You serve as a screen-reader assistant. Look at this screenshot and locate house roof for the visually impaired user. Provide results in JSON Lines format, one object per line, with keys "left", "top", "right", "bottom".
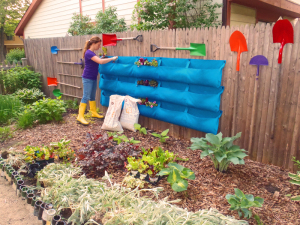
{"left": 15, "top": 0, "right": 43, "bottom": 36}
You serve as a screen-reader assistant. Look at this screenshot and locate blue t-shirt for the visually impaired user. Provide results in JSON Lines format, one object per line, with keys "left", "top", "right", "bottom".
{"left": 82, "top": 50, "right": 98, "bottom": 80}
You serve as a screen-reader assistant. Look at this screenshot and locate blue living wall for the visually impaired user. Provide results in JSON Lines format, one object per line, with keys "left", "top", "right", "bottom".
{"left": 99, "top": 56, "right": 226, "bottom": 134}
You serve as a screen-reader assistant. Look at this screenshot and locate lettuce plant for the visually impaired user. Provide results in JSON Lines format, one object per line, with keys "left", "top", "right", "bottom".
{"left": 288, "top": 171, "right": 300, "bottom": 201}
{"left": 152, "top": 129, "right": 170, "bottom": 143}
{"left": 134, "top": 123, "right": 147, "bottom": 135}
{"left": 158, "top": 162, "right": 195, "bottom": 192}
{"left": 189, "top": 132, "right": 247, "bottom": 172}
{"left": 226, "top": 188, "right": 264, "bottom": 219}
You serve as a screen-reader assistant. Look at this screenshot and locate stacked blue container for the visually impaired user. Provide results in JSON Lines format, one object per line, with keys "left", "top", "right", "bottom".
{"left": 99, "top": 56, "right": 226, "bottom": 134}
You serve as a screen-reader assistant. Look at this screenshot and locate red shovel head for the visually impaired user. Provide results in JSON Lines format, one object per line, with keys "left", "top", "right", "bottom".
{"left": 47, "top": 77, "right": 58, "bottom": 86}
{"left": 103, "top": 34, "right": 121, "bottom": 47}
{"left": 273, "top": 19, "right": 294, "bottom": 64}
{"left": 230, "top": 31, "right": 248, "bottom": 71}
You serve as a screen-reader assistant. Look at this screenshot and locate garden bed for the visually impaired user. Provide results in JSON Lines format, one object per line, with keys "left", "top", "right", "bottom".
{"left": 1, "top": 113, "right": 299, "bottom": 225}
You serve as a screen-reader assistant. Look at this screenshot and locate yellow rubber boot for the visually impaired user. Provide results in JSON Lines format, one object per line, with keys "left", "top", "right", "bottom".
{"left": 89, "top": 101, "right": 104, "bottom": 118}
{"left": 77, "top": 103, "right": 89, "bottom": 125}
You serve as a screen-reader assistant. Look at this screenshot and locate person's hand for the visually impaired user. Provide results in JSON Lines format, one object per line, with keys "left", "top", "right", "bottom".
{"left": 112, "top": 56, "right": 118, "bottom": 61}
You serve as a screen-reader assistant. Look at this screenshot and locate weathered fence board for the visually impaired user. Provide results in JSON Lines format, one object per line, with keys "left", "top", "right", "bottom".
{"left": 23, "top": 23, "right": 300, "bottom": 171}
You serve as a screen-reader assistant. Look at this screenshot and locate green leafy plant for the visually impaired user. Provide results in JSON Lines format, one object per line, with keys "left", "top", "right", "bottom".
{"left": 1, "top": 66, "right": 42, "bottom": 94}
{"left": 292, "top": 157, "right": 300, "bottom": 169}
{"left": 50, "top": 138, "right": 75, "bottom": 161}
{"left": 134, "top": 58, "right": 158, "bottom": 67}
{"left": 29, "top": 97, "right": 66, "bottom": 124}
{"left": 16, "top": 108, "right": 35, "bottom": 129}
{"left": 13, "top": 88, "right": 45, "bottom": 104}
{"left": 134, "top": 123, "right": 147, "bottom": 135}
{"left": 226, "top": 188, "right": 264, "bottom": 219}
{"left": 68, "top": 13, "right": 94, "bottom": 36}
{"left": 64, "top": 99, "right": 79, "bottom": 110}
{"left": 24, "top": 146, "right": 54, "bottom": 163}
{"left": 131, "top": 0, "right": 222, "bottom": 31}
{"left": 152, "top": 129, "right": 170, "bottom": 143}
{"left": 127, "top": 157, "right": 149, "bottom": 173}
{"left": 123, "top": 175, "right": 146, "bottom": 189}
{"left": 113, "top": 134, "right": 141, "bottom": 145}
{"left": 107, "top": 131, "right": 123, "bottom": 138}
{"left": 288, "top": 171, "right": 300, "bottom": 201}
{"left": 0, "top": 94, "right": 23, "bottom": 125}
{"left": 189, "top": 132, "right": 247, "bottom": 172}
{"left": 5, "top": 48, "right": 25, "bottom": 64}
{"left": 139, "top": 98, "right": 158, "bottom": 108}
{"left": 158, "top": 162, "right": 195, "bottom": 192}
{"left": 99, "top": 47, "right": 108, "bottom": 57}
{"left": 0, "top": 126, "right": 13, "bottom": 142}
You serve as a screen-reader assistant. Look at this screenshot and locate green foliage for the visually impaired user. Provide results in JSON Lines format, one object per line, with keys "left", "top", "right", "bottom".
{"left": 152, "top": 129, "right": 169, "bottom": 143}
{"left": 50, "top": 138, "right": 75, "bottom": 161}
{"left": 94, "top": 7, "right": 127, "bottom": 34}
{"left": 5, "top": 48, "right": 25, "bottom": 64}
{"left": 16, "top": 108, "right": 35, "bottom": 129}
{"left": 127, "top": 147, "right": 176, "bottom": 175}
{"left": 189, "top": 132, "right": 247, "bottom": 172}
{"left": 29, "top": 97, "right": 66, "bottom": 124}
{"left": 131, "top": 0, "right": 222, "bottom": 31}
{"left": 288, "top": 171, "right": 300, "bottom": 201}
{"left": 13, "top": 88, "right": 45, "bottom": 104}
{"left": 134, "top": 123, "right": 147, "bottom": 135}
{"left": 0, "top": 94, "right": 23, "bottom": 125}
{"left": 68, "top": 7, "right": 127, "bottom": 36}
{"left": 64, "top": 99, "right": 79, "bottom": 110}
{"left": 67, "top": 13, "right": 94, "bottom": 36}
{"left": 0, "top": 126, "right": 13, "bottom": 142}
{"left": 226, "top": 188, "right": 264, "bottom": 219}
{"left": 158, "top": 162, "right": 195, "bottom": 192}
{"left": 1, "top": 66, "right": 42, "bottom": 94}
{"left": 254, "top": 214, "right": 264, "bottom": 225}
{"left": 24, "top": 145, "right": 54, "bottom": 163}
{"left": 292, "top": 157, "right": 300, "bottom": 169}
{"left": 113, "top": 134, "right": 141, "bottom": 145}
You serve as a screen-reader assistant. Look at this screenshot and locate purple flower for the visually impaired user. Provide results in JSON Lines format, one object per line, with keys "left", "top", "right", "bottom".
{"left": 153, "top": 101, "right": 156, "bottom": 104}
{"left": 139, "top": 58, "right": 145, "bottom": 65}
{"left": 151, "top": 105, "right": 153, "bottom": 108}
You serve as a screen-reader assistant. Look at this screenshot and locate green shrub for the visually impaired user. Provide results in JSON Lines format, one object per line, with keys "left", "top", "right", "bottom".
{"left": 5, "top": 48, "right": 25, "bottom": 64}
{"left": 226, "top": 188, "right": 264, "bottom": 219}
{"left": 1, "top": 66, "right": 42, "bottom": 94}
{"left": 189, "top": 132, "right": 247, "bottom": 172}
{"left": 0, "top": 95, "right": 23, "bottom": 125}
{"left": 30, "top": 97, "right": 66, "bottom": 124}
{"left": 17, "top": 108, "right": 35, "bottom": 129}
{"left": 13, "top": 88, "right": 45, "bottom": 104}
{"left": 64, "top": 99, "right": 79, "bottom": 109}
{"left": 0, "top": 126, "right": 13, "bottom": 142}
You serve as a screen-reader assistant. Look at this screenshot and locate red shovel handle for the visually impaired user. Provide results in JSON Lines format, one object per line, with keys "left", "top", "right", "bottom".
{"left": 236, "top": 45, "right": 241, "bottom": 71}
{"left": 278, "top": 38, "right": 285, "bottom": 64}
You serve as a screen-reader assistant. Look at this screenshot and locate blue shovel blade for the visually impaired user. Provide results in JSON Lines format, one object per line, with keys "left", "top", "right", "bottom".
{"left": 51, "top": 46, "right": 59, "bottom": 54}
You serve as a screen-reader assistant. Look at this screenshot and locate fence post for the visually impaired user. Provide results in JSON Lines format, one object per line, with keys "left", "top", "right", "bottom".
{"left": 21, "top": 58, "right": 28, "bottom": 67}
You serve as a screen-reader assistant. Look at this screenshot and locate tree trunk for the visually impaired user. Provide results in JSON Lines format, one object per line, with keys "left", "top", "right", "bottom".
{"left": 0, "top": 26, "right": 5, "bottom": 62}
{"left": 168, "top": 0, "right": 176, "bottom": 29}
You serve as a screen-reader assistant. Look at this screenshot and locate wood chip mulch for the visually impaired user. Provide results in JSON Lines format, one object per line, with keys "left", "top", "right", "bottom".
{"left": 1, "top": 113, "right": 299, "bottom": 225}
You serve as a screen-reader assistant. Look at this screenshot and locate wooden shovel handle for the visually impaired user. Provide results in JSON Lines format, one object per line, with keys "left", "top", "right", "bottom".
{"left": 58, "top": 82, "right": 81, "bottom": 89}
{"left": 58, "top": 48, "right": 82, "bottom": 51}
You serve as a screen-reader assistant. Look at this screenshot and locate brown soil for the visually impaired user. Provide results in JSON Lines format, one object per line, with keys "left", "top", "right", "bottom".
{"left": 1, "top": 113, "right": 300, "bottom": 225}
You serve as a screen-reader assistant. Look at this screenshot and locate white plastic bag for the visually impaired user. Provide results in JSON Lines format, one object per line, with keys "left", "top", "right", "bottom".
{"left": 120, "top": 96, "right": 141, "bottom": 132}
{"left": 101, "top": 95, "right": 125, "bottom": 132}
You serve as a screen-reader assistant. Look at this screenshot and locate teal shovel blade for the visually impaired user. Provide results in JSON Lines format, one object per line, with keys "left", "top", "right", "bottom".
{"left": 176, "top": 43, "right": 206, "bottom": 56}
{"left": 53, "top": 89, "right": 63, "bottom": 97}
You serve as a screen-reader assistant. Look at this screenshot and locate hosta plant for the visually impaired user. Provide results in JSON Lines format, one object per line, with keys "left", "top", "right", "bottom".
{"left": 189, "top": 132, "right": 247, "bottom": 172}
{"left": 13, "top": 88, "right": 45, "bottom": 104}
{"left": 152, "top": 129, "right": 170, "bottom": 143}
{"left": 226, "top": 188, "right": 264, "bottom": 219}
{"left": 288, "top": 171, "right": 300, "bottom": 201}
{"left": 134, "top": 123, "right": 147, "bottom": 135}
{"left": 158, "top": 162, "right": 195, "bottom": 192}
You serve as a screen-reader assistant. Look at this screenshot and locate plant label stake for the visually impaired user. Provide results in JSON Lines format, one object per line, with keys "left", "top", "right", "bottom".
{"left": 47, "top": 78, "right": 81, "bottom": 89}
{"left": 271, "top": 19, "right": 294, "bottom": 138}
{"left": 103, "top": 34, "right": 143, "bottom": 46}
{"left": 229, "top": 30, "right": 248, "bottom": 136}
{"left": 248, "top": 55, "right": 269, "bottom": 153}
{"left": 150, "top": 43, "right": 206, "bottom": 56}
{"left": 57, "top": 59, "right": 84, "bottom": 69}
{"left": 51, "top": 46, "right": 82, "bottom": 54}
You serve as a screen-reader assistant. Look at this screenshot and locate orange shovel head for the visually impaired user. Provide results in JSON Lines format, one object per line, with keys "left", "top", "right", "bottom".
{"left": 230, "top": 31, "right": 248, "bottom": 71}
{"left": 47, "top": 77, "right": 58, "bottom": 86}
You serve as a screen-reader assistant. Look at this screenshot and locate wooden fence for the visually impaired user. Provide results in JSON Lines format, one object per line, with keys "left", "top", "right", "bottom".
{"left": 23, "top": 22, "right": 300, "bottom": 172}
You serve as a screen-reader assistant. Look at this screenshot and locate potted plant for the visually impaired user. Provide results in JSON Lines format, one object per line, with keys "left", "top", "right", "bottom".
{"left": 50, "top": 138, "right": 75, "bottom": 162}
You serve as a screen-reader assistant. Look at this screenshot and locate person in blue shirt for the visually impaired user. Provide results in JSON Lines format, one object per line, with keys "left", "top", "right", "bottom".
{"left": 78, "top": 36, "right": 118, "bottom": 125}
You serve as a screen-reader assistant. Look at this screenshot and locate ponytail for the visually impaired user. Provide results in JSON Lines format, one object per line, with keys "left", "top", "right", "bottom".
{"left": 82, "top": 36, "right": 102, "bottom": 58}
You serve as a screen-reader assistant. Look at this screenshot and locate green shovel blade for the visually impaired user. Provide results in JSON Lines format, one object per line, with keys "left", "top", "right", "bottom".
{"left": 53, "top": 89, "right": 63, "bottom": 97}
{"left": 176, "top": 43, "right": 206, "bottom": 56}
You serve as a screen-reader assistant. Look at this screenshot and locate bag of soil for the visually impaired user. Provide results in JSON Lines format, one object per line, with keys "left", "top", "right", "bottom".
{"left": 101, "top": 95, "right": 125, "bottom": 132}
{"left": 120, "top": 96, "right": 141, "bottom": 132}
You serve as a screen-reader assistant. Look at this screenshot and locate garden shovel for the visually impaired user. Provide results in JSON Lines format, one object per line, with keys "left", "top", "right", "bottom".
{"left": 52, "top": 89, "right": 82, "bottom": 99}
{"left": 271, "top": 19, "right": 294, "bottom": 138}
{"left": 51, "top": 46, "right": 82, "bottom": 54}
{"left": 248, "top": 55, "right": 269, "bottom": 152}
{"left": 102, "top": 34, "right": 143, "bottom": 46}
{"left": 229, "top": 30, "right": 248, "bottom": 136}
{"left": 47, "top": 77, "right": 81, "bottom": 89}
{"left": 150, "top": 43, "right": 206, "bottom": 56}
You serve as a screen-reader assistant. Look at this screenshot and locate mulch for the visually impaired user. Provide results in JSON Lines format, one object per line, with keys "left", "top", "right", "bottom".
{"left": 1, "top": 113, "right": 299, "bottom": 225}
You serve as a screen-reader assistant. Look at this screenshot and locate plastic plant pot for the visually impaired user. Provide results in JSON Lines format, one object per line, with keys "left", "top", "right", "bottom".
{"left": 38, "top": 202, "right": 46, "bottom": 220}
{"left": 43, "top": 209, "right": 56, "bottom": 225}
{"left": 31, "top": 196, "right": 37, "bottom": 207}
{"left": 42, "top": 204, "right": 53, "bottom": 221}
{"left": 56, "top": 221, "right": 67, "bottom": 225}
{"left": 27, "top": 193, "right": 35, "bottom": 204}
{"left": 16, "top": 180, "right": 24, "bottom": 196}
{"left": 21, "top": 187, "right": 29, "bottom": 199}
{"left": 0, "top": 157, "right": 3, "bottom": 161}
{"left": 52, "top": 215, "right": 61, "bottom": 225}
{"left": 0, "top": 162, "right": 5, "bottom": 177}
{"left": 8, "top": 169, "right": 15, "bottom": 184}
{"left": 12, "top": 171, "right": 19, "bottom": 181}
{"left": 34, "top": 200, "right": 43, "bottom": 217}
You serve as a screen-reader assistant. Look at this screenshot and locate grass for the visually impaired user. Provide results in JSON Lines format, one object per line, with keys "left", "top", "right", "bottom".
{"left": 0, "top": 95, "right": 23, "bottom": 125}
{"left": 0, "top": 126, "right": 13, "bottom": 142}
{"left": 17, "top": 109, "right": 35, "bottom": 129}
